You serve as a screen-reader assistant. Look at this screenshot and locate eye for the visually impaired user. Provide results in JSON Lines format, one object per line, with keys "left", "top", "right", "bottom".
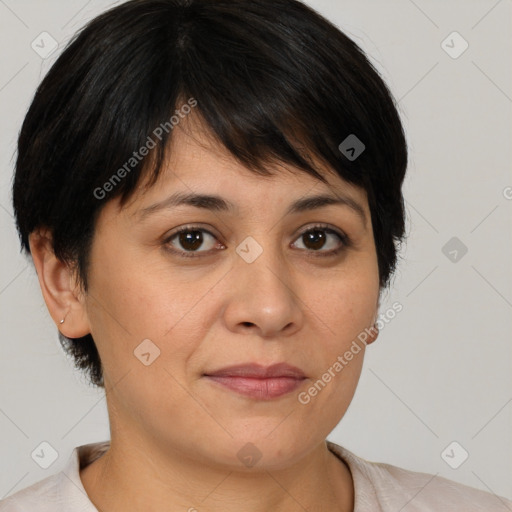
{"left": 163, "top": 224, "right": 349, "bottom": 259}
{"left": 164, "top": 226, "right": 224, "bottom": 257}
{"left": 292, "top": 225, "right": 349, "bottom": 256}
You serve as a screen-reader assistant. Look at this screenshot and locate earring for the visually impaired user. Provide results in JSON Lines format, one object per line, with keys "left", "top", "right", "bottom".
{"left": 59, "top": 311, "right": 69, "bottom": 325}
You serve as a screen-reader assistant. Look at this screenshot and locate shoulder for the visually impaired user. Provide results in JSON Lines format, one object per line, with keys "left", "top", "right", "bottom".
{"left": 0, "top": 442, "right": 108, "bottom": 512}
{"left": 0, "top": 472, "right": 64, "bottom": 511}
{"left": 369, "top": 460, "right": 512, "bottom": 511}
{"left": 328, "top": 441, "right": 512, "bottom": 511}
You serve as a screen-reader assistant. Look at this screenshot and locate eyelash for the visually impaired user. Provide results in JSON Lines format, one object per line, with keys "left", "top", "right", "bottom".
{"left": 163, "top": 224, "right": 351, "bottom": 259}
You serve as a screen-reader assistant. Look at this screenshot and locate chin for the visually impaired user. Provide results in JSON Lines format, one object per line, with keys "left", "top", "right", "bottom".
{"left": 198, "top": 428, "right": 316, "bottom": 472}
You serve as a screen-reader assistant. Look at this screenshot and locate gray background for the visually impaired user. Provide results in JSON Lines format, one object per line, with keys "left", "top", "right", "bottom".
{"left": 1, "top": 0, "right": 511, "bottom": 503}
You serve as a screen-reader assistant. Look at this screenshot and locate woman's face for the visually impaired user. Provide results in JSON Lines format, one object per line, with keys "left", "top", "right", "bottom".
{"left": 83, "top": 123, "right": 380, "bottom": 470}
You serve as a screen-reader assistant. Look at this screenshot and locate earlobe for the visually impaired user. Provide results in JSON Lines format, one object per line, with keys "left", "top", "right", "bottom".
{"left": 365, "top": 323, "right": 380, "bottom": 345}
{"left": 366, "top": 295, "right": 382, "bottom": 345}
{"left": 29, "top": 229, "right": 91, "bottom": 338}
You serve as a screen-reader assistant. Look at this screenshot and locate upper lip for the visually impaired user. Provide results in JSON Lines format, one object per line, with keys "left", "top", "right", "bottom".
{"left": 204, "top": 363, "right": 306, "bottom": 379}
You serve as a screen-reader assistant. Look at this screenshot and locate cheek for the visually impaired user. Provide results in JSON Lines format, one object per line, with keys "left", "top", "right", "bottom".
{"left": 86, "top": 235, "right": 172, "bottom": 332}
{"left": 312, "top": 268, "right": 379, "bottom": 341}
{"left": 84, "top": 242, "right": 217, "bottom": 384}
{"left": 83, "top": 240, "right": 167, "bottom": 376}
{"left": 298, "top": 266, "right": 378, "bottom": 400}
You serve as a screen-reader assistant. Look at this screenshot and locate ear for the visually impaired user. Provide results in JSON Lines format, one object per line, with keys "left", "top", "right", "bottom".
{"left": 364, "top": 324, "right": 380, "bottom": 345}
{"left": 29, "top": 228, "right": 91, "bottom": 338}
{"left": 365, "top": 295, "right": 382, "bottom": 345}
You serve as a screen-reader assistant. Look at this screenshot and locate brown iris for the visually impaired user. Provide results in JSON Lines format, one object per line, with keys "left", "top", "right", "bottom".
{"left": 178, "top": 230, "right": 204, "bottom": 251}
{"left": 303, "top": 230, "right": 326, "bottom": 250}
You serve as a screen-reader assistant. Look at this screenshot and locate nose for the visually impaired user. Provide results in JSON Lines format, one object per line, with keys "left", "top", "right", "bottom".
{"left": 222, "top": 241, "right": 304, "bottom": 339}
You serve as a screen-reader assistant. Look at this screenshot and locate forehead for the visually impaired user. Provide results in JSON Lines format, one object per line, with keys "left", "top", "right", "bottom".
{"left": 126, "top": 119, "right": 369, "bottom": 212}
{"left": 92, "top": 120, "right": 371, "bottom": 240}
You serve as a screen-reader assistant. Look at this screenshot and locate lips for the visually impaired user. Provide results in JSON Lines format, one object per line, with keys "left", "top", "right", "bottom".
{"left": 203, "top": 363, "right": 307, "bottom": 400}
{"left": 204, "top": 362, "right": 306, "bottom": 379}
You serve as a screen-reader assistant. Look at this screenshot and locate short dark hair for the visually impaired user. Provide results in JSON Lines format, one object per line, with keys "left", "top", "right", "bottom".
{"left": 12, "top": 0, "right": 408, "bottom": 388}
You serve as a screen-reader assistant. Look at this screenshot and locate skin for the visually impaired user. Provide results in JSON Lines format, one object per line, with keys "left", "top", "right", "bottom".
{"left": 30, "top": 119, "right": 381, "bottom": 512}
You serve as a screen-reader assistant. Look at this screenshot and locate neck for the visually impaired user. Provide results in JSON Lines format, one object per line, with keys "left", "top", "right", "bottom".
{"left": 80, "top": 438, "right": 354, "bottom": 512}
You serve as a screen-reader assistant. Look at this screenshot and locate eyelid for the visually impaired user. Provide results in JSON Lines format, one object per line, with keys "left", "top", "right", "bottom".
{"left": 163, "top": 223, "right": 350, "bottom": 258}
{"left": 162, "top": 224, "right": 225, "bottom": 256}
{"left": 294, "top": 222, "right": 346, "bottom": 239}
{"left": 292, "top": 223, "right": 350, "bottom": 254}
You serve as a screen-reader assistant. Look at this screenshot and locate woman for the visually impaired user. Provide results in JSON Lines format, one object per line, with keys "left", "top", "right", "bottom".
{"left": 1, "top": 0, "right": 510, "bottom": 510}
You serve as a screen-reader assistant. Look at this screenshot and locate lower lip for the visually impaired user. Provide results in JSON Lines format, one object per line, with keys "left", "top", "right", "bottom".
{"left": 204, "top": 375, "right": 306, "bottom": 399}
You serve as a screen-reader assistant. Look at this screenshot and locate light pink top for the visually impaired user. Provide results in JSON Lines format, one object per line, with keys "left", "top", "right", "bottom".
{"left": 1, "top": 440, "right": 510, "bottom": 511}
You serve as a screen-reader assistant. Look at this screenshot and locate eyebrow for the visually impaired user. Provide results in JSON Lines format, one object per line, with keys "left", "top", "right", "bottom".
{"left": 138, "top": 191, "right": 367, "bottom": 229}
